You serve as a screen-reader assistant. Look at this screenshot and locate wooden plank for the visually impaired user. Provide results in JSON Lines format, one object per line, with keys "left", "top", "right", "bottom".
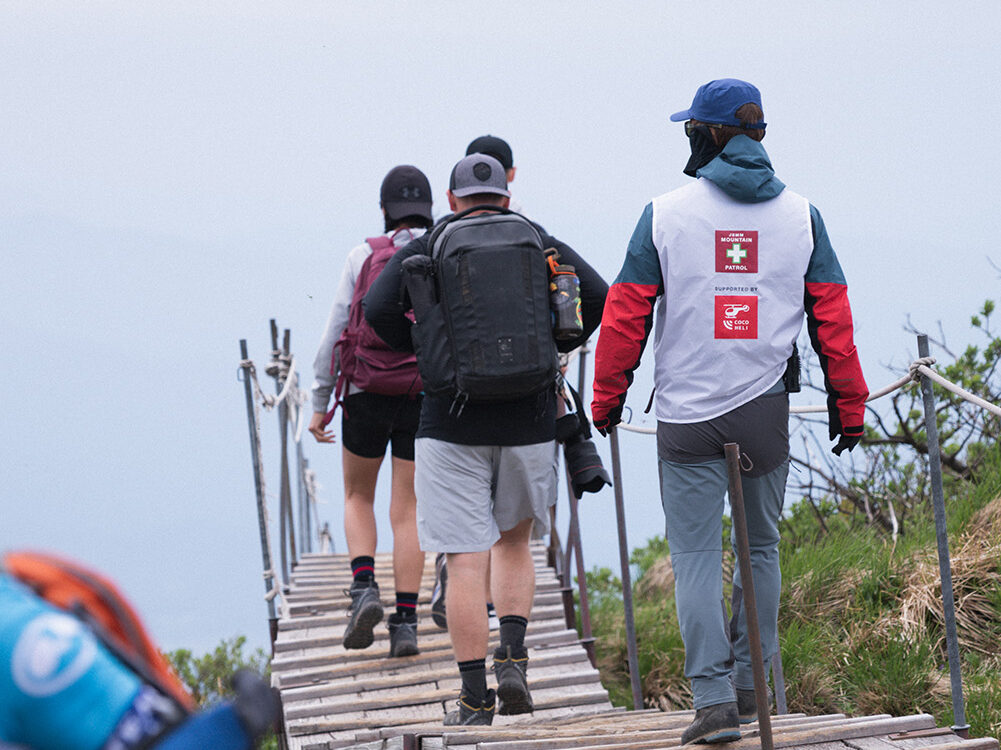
{"left": 276, "top": 643, "right": 590, "bottom": 689}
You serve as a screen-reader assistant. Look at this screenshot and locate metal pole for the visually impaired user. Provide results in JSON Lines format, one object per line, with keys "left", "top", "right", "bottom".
{"left": 562, "top": 467, "right": 596, "bottom": 666}
{"left": 917, "top": 334, "right": 969, "bottom": 736}
{"left": 279, "top": 328, "right": 297, "bottom": 570}
{"left": 771, "top": 652, "right": 788, "bottom": 715}
{"left": 294, "top": 391, "right": 309, "bottom": 555}
{"left": 269, "top": 322, "right": 290, "bottom": 586}
{"left": 724, "top": 443, "right": 773, "bottom": 750}
{"left": 239, "top": 340, "right": 279, "bottom": 648}
{"left": 609, "top": 428, "right": 643, "bottom": 710}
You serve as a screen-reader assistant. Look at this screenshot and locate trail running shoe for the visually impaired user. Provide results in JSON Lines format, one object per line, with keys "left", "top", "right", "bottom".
{"left": 443, "top": 689, "right": 496, "bottom": 726}
{"left": 493, "top": 645, "right": 533, "bottom": 715}
{"left": 387, "top": 613, "right": 419, "bottom": 657}
{"left": 430, "top": 553, "right": 448, "bottom": 630}
{"left": 681, "top": 702, "right": 741, "bottom": 744}
{"left": 342, "top": 580, "right": 383, "bottom": 650}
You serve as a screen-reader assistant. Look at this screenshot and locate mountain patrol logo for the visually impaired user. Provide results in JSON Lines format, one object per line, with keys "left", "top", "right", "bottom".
{"left": 714, "top": 295, "right": 758, "bottom": 339}
{"left": 715, "top": 230, "right": 758, "bottom": 273}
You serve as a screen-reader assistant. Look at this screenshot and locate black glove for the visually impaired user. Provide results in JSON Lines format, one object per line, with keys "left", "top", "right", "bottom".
{"left": 592, "top": 405, "right": 622, "bottom": 437}
{"left": 231, "top": 669, "right": 279, "bottom": 739}
{"left": 832, "top": 433, "right": 862, "bottom": 456}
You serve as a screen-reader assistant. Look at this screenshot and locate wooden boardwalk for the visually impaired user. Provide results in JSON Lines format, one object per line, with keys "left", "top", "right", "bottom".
{"left": 271, "top": 546, "right": 998, "bottom": 750}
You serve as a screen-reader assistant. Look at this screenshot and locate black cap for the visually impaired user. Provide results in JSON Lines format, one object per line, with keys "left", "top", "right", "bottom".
{"left": 380, "top": 165, "right": 433, "bottom": 223}
{"left": 465, "top": 135, "right": 513, "bottom": 170}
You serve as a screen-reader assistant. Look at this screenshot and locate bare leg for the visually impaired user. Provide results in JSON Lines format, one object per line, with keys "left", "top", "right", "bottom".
{"left": 389, "top": 455, "right": 425, "bottom": 592}
{"left": 446, "top": 550, "right": 490, "bottom": 661}
{"left": 342, "top": 447, "right": 383, "bottom": 559}
{"left": 491, "top": 518, "right": 535, "bottom": 618}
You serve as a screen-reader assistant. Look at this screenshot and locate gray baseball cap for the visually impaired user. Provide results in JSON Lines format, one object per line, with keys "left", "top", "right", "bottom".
{"left": 448, "top": 154, "right": 510, "bottom": 198}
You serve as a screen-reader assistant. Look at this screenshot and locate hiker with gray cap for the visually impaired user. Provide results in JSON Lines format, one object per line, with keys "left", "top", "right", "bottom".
{"left": 592, "top": 78, "right": 868, "bottom": 744}
{"left": 308, "top": 164, "right": 433, "bottom": 659}
{"left": 466, "top": 134, "right": 527, "bottom": 215}
{"left": 363, "top": 153, "right": 608, "bottom": 726}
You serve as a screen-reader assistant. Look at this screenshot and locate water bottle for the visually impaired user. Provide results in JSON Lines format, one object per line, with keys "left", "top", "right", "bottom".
{"left": 550, "top": 263, "right": 583, "bottom": 341}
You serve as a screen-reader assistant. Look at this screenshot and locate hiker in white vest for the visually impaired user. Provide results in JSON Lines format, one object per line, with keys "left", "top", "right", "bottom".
{"left": 591, "top": 79, "right": 868, "bottom": 744}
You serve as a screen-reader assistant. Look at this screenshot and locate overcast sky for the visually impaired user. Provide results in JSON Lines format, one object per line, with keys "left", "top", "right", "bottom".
{"left": 3, "top": 2, "right": 999, "bottom": 654}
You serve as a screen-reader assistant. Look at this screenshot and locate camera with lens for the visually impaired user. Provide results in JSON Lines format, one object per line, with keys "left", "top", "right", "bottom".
{"left": 556, "top": 396, "right": 612, "bottom": 499}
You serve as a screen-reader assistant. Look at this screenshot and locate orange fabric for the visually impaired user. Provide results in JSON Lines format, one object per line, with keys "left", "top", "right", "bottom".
{"left": 3, "top": 550, "right": 196, "bottom": 712}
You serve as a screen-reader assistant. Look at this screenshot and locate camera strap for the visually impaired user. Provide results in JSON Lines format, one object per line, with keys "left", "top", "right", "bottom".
{"left": 558, "top": 381, "right": 593, "bottom": 440}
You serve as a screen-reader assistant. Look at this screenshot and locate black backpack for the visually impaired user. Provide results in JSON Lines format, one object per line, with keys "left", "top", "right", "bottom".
{"left": 404, "top": 206, "right": 558, "bottom": 410}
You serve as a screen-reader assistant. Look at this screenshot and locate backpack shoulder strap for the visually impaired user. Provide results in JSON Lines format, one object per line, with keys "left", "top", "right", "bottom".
{"left": 3, "top": 551, "right": 196, "bottom": 713}
{"left": 365, "top": 235, "right": 395, "bottom": 251}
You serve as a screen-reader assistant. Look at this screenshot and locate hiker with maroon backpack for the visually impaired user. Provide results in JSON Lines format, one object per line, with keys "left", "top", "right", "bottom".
{"left": 308, "top": 165, "right": 433, "bottom": 658}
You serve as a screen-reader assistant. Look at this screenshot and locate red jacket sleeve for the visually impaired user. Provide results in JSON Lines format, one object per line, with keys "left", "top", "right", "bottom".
{"left": 592, "top": 204, "right": 662, "bottom": 427}
{"left": 804, "top": 206, "right": 868, "bottom": 438}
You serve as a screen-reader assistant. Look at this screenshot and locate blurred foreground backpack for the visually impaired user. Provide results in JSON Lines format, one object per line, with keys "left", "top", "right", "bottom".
{"left": 3, "top": 550, "right": 196, "bottom": 713}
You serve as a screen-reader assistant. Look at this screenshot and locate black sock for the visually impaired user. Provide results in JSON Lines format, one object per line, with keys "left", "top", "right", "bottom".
{"left": 498, "top": 615, "right": 528, "bottom": 654}
{"left": 395, "top": 591, "right": 418, "bottom": 619}
{"left": 350, "top": 556, "right": 375, "bottom": 583}
{"left": 457, "top": 659, "right": 487, "bottom": 703}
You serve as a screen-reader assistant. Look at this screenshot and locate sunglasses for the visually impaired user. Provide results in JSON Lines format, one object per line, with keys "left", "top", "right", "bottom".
{"left": 684, "top": 120, "right": 723, "bottom": 138}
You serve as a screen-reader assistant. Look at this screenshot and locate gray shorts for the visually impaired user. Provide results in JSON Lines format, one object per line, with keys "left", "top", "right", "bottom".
{"left": 414, "top": 438, "right": 558, "bottom": 553}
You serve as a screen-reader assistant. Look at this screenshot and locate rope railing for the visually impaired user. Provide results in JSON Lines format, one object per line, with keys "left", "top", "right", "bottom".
{"left": 616, "top": 356, "right": 999, "bottom": 433}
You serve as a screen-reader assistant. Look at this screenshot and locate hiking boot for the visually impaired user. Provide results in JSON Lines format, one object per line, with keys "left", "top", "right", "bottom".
{"left": 681, "top": 702, "right": 740, "bottom": 744}
{"left": 443, "top": 689, "right": 496, "bottom": 726}
{"left": 430, "top": 553, "right": 448, "bottom": 630}
{"left": 736, "top": 687, "right": 771, "bottom": 724}
{"left": 342, "top": 580, "right": 383, "bottom": 650}
{"left": 387, "top": 613, "right": 419, "bottom": 657}
{"left": 493, "top": 646, "right": 533, "bottom": 715}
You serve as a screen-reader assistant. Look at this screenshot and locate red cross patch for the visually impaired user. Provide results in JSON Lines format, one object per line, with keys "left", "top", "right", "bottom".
{"left": 716, "top": 231, "right": 758, "bottom": 273}
{"left": 715, "top": 295, "right": 758, "bottom": 339}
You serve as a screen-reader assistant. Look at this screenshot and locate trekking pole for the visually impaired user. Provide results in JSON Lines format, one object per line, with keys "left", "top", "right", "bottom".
{"left": 724, "top": 443, "right": 773, "bottom": 750}
{"left": 239, "top": 340, "right": 279, "bottom": 650}
{"left": 609, "top": 427, "right": 643, "bottom": 710}
{"left": 917, "top": 334, "right": 969, "bottom": 737}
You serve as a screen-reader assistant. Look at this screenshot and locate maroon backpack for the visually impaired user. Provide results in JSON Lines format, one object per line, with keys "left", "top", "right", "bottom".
{"left": 328, "top": 234, "right": 421, "bottom": 419}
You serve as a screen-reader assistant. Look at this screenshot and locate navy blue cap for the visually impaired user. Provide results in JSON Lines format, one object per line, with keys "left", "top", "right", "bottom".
{"left": 669, "top": 79, "right": 766, "bottom": 129}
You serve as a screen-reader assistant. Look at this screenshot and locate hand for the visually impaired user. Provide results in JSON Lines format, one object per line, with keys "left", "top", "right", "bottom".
{"left": 591, "top": 405, "right": 623, "bottom": 437}
{"left": 832, "top": 433, "right": 861, "bottom": 456}
{"left": 309, "top": 411, "right": 336, "bottom": 444}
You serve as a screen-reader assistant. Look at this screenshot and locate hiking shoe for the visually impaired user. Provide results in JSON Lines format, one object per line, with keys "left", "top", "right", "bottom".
{"left": 342, "top": 581, "right": 383, "bottom": 650}
{"left": 431, "top": 553, "right": 448, "bottom": 630}
{"left": 681, "top": 702, "right": 740, "bottom": 744}
{"left": 443, "top": 689, "right": 496, "bottom": 726}
{"left": 387, "top": 613, "right": 419, "bottom": 657}
{"left": 493, "top": 646, "right": 533, "bottom": 715}
{"left": 736, "top": 687, "right": 771, "bottom": 724}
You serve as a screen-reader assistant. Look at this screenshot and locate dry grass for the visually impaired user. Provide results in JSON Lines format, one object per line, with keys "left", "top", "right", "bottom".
{"left": 897, "top": 498, "right": 1001, "bottom": 655}
{"left": 635, "top": 556, "right": 674, "bottom": 599}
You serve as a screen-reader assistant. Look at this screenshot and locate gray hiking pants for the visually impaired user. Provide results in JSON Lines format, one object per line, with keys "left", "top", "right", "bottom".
{"left": 657, "top": 380, "right": 789, "bottom": 709}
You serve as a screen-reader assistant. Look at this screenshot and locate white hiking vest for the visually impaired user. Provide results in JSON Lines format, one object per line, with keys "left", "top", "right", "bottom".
{"left": 650, "top": 178, "right": 813, "bottom": 422}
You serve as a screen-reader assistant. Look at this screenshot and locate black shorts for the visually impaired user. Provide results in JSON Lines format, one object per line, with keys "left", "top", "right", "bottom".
{"left": 341, "top": 391, "right": 422, "bottom": 460}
